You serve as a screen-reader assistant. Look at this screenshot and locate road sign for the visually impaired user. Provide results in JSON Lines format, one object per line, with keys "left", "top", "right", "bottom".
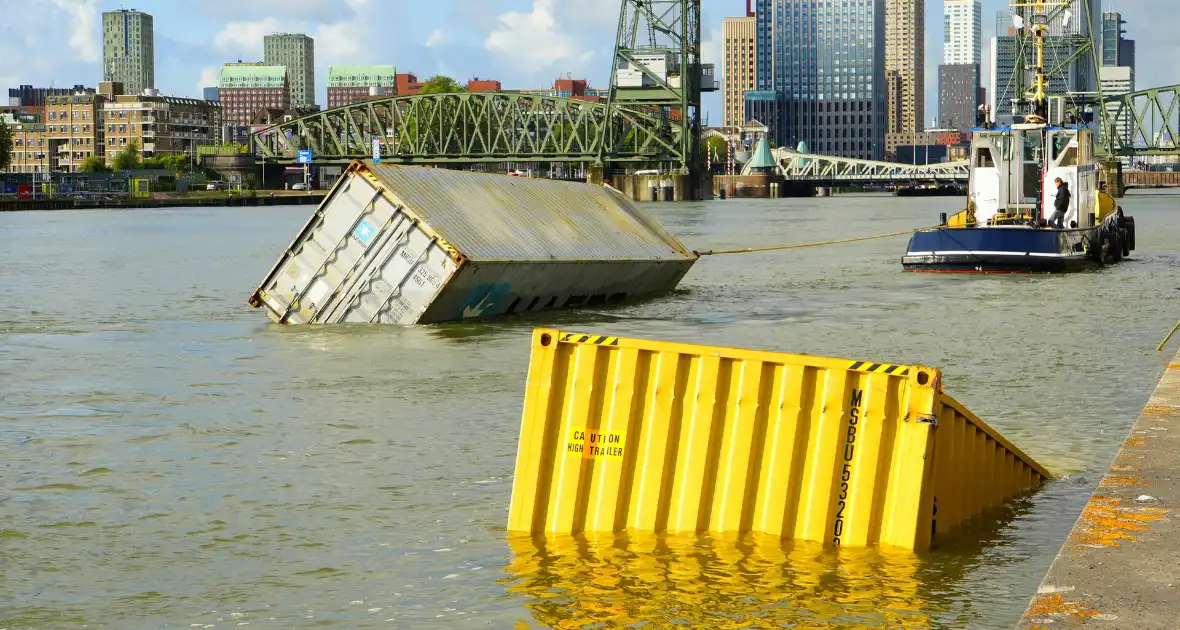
{"left": 297, "top": 150, "right": 312, "bottom": 164}
{"left": 372, "top": 138, "right": 382, "bottom": 164}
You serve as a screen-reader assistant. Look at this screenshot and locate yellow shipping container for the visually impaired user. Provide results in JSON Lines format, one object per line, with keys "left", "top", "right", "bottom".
{"left": 507, "top": 329, "right": 1051, "bottom": 550}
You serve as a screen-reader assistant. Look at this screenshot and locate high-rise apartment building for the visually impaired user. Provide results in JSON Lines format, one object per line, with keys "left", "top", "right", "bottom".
{"left": 722, "top": 17, "right": 757, "bottom": 129}
{"left": 939, "top": 0, "right": 982, "bottom": 133}
{"left": 943, "top": 0, "right": 981, "bottom": 64}
{"left": 885, "top": 0, "right": 925, "bottom": 144}
{"left": 754, "top": 0, "right": 887, "bottom": 160}
{"left": 218, "top": 63, "right": 291, "bottom": 126}
{"left": 326, "top": 66, "right": 397, "bottom": 109}
{"left": 264, "top": 33, "right": 315, "bottom": 108}
{"left": 102, "top": 9, "right": 155, "bottom": 95}
{"left": 938, "top": 64, "right": 981, "bottom": 131}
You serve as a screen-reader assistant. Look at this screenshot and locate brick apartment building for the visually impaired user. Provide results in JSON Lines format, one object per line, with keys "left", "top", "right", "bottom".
{"left": 99, "top": 82, "right": 220, "bottom": 166}
{"left": 218, "top": 63, "right": 291, "bottom": 126}
{"left": 327, "top": 65, "right": 396, "bottom": 108}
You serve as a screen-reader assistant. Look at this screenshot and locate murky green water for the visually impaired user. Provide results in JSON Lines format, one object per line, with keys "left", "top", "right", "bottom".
{"left": 2, "top": 194, "right": 1177, "bottom": 629}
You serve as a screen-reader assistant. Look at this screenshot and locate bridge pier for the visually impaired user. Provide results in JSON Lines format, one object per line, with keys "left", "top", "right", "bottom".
{"left": 711, "top": 175, "right": 815, "bottom": 198}
{"left": 587, "top": 166, "right": 605, "bottom": 187}
{"left": 1099, "top": 159, "right": 1125, "bottom": 198}
{"left": 606, "top": 173, "right": 711, "bottom": 202}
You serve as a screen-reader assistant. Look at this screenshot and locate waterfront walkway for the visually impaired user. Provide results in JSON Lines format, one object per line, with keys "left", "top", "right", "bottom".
{"left": 1019, "top": 348, "right": 1180, "bottom": 628}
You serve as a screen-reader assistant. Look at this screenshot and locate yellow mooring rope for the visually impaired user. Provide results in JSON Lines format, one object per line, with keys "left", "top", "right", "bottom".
{"left": 694, "top": 228, "right": 927, "bottom": 257}
{"left": 1159, "top": 321, "right": 1180, "bottom": 352}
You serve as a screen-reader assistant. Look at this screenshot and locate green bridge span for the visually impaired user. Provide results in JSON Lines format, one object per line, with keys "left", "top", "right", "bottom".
{"left": 251, "top": 92, "right": 684, "bottom": 167}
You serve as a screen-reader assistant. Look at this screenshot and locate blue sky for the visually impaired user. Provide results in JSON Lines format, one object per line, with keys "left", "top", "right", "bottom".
{"left": 2, "top": 0, "right": 1176, "bottom": 126}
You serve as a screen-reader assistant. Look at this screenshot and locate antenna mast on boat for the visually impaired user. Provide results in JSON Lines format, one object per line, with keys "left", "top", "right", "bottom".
{"left": 1010, "top": 1, "right": 1067, "bottom": 121}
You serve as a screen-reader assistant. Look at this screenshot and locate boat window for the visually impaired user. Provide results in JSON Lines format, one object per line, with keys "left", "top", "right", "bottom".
{"left": 1023, "top": 133, "right": 1042, "bottom": 165}
{"left": 999, "top": 135, "right": 1014, "bottom": 161}
{"left": 975, "top": 147, "right": 995, "bottom": 167}
{"left": 1057, "top": 134, "right": 1076, "bottom": 160}
{"left": 1057, "top": 144, "right": 1078, "bottom": 167}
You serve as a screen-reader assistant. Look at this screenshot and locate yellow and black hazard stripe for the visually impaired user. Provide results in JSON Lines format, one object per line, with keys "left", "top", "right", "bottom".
{"left": 560, "top": 333, "right": 621, "bottom": 347}
{"left": 848, "top": 361, "right": 910, "bottom": 377}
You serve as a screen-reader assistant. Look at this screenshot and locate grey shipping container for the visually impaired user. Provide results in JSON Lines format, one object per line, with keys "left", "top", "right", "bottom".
{"left": 248, "top": 161, "right": 698, "bottom": 325}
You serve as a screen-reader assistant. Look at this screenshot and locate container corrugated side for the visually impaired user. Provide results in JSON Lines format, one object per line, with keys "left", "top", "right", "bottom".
{"left": 360, "top": 161, "right": 697, "bottom": 262}
{"left": 930, "top": 394, "right": 1050, "bottom": 537}
{"left": 507, "top": 329, "right": 1050, "bottom": 550}
{"left": 250, "top": 165, "right": 461, "bottom": 324}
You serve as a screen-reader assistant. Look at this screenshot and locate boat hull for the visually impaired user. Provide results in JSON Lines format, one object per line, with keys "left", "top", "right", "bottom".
{"left": 902, "top": 225, "right": 1104, "bottom": 274}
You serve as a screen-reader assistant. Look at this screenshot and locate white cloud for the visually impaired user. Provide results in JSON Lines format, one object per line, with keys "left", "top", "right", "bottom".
{"left": 702, "top": 26, "right": 722, "bottom": 66}
{"left": 425, "top": 29, "right": 446, "bottom": 49}
{"left": 314, "top": 21, "right": 364, "bottom": 60}
{"left": 196, "top": 66, "right": 219, "bottom": 94}
{"left": 485, "top": 0, "right": 587, "bottom": 74}
{"left": 213, "top": 18, "right": 282, "bottom": 58}
{"left": 51, "top": 0, "right": 100, "bottom": 63}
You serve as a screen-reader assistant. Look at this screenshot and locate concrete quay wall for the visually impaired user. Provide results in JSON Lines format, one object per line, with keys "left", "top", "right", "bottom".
{"left": 1018, "top": 348, "right": 1180, "bottom": 628}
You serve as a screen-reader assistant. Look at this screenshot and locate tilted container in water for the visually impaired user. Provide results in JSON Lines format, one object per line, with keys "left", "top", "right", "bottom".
{"left": 249, "top": 161, "right": 698, "bottom": 325}
{"left": 507, "top": 329, "right": 1051, "bottom": 550}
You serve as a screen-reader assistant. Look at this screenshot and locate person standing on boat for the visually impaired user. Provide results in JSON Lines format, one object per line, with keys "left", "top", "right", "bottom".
{"left": 1050, "top": 178, "right": 1071, "bottom": 229}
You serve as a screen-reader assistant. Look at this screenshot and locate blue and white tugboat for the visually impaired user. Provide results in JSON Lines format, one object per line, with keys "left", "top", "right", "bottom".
{"left": 902, "top": 1, "right": 1135, "bottom": 273}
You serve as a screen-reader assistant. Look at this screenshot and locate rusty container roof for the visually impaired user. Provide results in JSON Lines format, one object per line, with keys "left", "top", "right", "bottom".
{"left": 358, "top": 161, "right": 696, "bottom": 262}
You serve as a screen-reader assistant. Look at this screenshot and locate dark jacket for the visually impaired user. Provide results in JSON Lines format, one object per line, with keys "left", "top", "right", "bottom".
{"left": 1054, "top": 183, "right": 1071, "bottom": 214}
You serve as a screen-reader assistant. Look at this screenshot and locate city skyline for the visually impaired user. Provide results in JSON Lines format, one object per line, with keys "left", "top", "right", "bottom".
{"left": 1, "top": 0, "right": 1176, "bottom": 128}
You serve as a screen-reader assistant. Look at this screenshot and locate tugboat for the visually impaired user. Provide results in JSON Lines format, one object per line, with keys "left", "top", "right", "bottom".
{"left": 902, "top": 1, "right": 1135, "bottom": 273}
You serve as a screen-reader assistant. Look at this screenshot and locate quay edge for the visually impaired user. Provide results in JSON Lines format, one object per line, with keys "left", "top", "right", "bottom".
{"left": 1017, "top": 348, "right": 1180, "bottom": 628}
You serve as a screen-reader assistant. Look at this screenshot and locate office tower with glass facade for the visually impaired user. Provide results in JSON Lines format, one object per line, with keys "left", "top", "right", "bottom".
{"left": 1099, "top": 12, "right": 1135, "bottom": 158}
{"left": 1101, "top": 12, "right": 1135, "bottom": 72}
{"left": 754, "top": 0, "right": 886, "bottom": 160}
{"left": 264, "top": 33, "right": 315, "bottom": 108}
{"left": 102, "top": 9, "right": 155, "bottom": 95}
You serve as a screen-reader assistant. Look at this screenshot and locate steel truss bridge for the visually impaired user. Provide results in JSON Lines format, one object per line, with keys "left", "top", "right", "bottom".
{"left": 252, "top": 92, "right": 682, "bottom": 165}
{"left": 249, "top": 85, "right": 1180, "bottom": 169}
{"left": 1099, "top": 84, "right": 1180, "bottom": 157}
{"left": 742, "top": 148, "right": 969, "bottom": 184}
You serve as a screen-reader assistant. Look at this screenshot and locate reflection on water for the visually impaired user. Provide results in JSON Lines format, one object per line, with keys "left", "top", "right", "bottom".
{"left": 504, "top": 533, "right": 932, "bottom": 628}
{"left": 503, "top": 496, "right": 1036, "bottom": 629}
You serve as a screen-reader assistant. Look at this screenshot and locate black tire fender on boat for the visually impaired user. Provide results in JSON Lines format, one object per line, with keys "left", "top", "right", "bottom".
{"left": 1125, "top": 216, "right": 1136, "bottom": 251}
{"left": 1086, "top": 230, "right": 1104, "bottom": 262}
{"left": 1104, "top": 231, "right": 1123, "bottom": 264}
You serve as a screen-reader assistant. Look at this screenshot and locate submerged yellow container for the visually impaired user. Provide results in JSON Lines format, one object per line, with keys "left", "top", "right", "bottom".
{"left": 507, "top": 329, "right": 1051, "bottom": 550}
